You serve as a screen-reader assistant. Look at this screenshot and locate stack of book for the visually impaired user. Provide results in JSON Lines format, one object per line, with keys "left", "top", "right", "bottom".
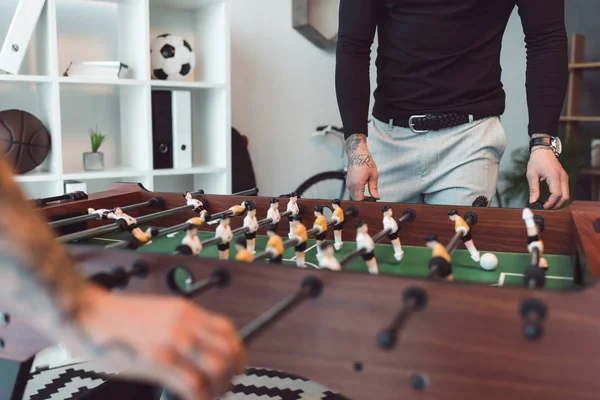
{"left": 63, "top": 61, "right": 130, "bottom": 79}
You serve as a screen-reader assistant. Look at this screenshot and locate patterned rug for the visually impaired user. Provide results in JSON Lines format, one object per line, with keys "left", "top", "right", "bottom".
{"left": 22, "top": 361, "right": 350, "bottom": 400}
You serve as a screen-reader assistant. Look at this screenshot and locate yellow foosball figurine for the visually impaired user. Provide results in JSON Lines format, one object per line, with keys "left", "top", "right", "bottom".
{"left": 331, "top": 199, "right": 345, "bottom": 250}
{"left": 313, "top": 206, "right": 328, "bottom": 259}
{"left": 234, "top": 236, "right": 254, "bottom": 262}
{"left": 266, "top": 225, "right": 284, "bottom": 263}
{"left": 425, "top": 234, "right": 453, "bottom": 281}
{"left": 127, "top": 227, "right": 158, "bottom": 250}
{"left": 289, "top": 215, "right": 307, "bottom": 267}
{"left": 448, "top": 209, "right": 480, "bottom": 262}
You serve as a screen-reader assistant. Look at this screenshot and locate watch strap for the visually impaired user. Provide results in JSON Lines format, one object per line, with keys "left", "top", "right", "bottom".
{"left": 529, "top": 136, "right": 552, "bottom": 152}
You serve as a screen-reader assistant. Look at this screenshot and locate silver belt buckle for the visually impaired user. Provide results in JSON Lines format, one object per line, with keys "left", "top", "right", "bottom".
{"left": 408, "top": 115, "right": 429, "bottom": 133}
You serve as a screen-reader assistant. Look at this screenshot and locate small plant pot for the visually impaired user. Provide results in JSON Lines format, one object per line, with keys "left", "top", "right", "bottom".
{"left": 83, "top": 152, "right": 104, "bottom": 171}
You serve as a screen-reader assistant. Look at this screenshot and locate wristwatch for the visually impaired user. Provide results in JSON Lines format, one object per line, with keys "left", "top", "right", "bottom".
{"left": 529, "top": 135, "right": 562, "bottom": 157}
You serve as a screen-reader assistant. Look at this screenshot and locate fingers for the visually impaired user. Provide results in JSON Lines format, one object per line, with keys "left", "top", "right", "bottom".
{"left": 346, "top": 172, "right": 365, "bottom": 201}
{"left": 557, "top": 170, "right": 570, "bottom": 209}
{"left": 543, "top": 174, "right": 562, "bottom": 210}
{"left": 367, "top": 170, "right": 381, "bottom": 200}
{"left": 527, "top": 170, "right": 540, "bottom": 205}
{"left": 153, "top": 348, "right": 211, "bottom": 400}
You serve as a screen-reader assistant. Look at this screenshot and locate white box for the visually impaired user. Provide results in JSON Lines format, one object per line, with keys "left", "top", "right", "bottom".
{"left": 172, "top": 90, "right": 192, "bottom": 169}
{"left": 64, "top": 180, "right": 87, "bottom": 194}
{"left": 0, "top": 0, "right": 47, "bottom": 75}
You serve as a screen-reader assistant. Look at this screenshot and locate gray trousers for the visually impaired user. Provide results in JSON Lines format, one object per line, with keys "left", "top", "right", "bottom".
{"left": 366, "top": 116, "right": 506, "bottom": 205}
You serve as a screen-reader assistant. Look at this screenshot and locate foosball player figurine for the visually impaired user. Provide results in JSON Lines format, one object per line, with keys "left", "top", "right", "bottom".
{"left": 265, "top": 225, "right": 284, "bottom": 263}
{"left": 356, "top": 221, "right": 378, "bottom": 274}
{"left": 176, "top": 217, "right": 205, "bottom": 256}
{"left": 234, "top": 236, "right": 253, "bottom": 262}
{"left": 87, "top": 207, "right": 112, "bottom": 220}
{"left": 289, "top": 215, "right": 308, "bottom": 267}
{"left": 425, "top": 234, "right": 453, "bottom": 281}
{"left": 107, "top": 207, "right": 138, "bottom": 232}
{"left": 267, "top": 197, "right": 281, "bottom": 229}
{"left": 184, "top": 191, "right": 204, "bottom": 213}
{"left": 382, "top": 206, "right": 404, "bottom": 261}
{"left": 332, "top": 199, "right": 345, "bottom": 250}
{"left": 243, "top": 202, "right": 259, "bottom": 254}
{"left": 287, "top": 192, "right": 300, "bottom": 238}
{"left": 448, "top": 209, "right": 480, "bottom": 262}
{"left": 126, "top": 227, "right": 158, "bottom": 250}
{"left": 318, "top": 241, "right": 341, "bottom": 271}
{"left": 228, "top": 201, "right": 248, "bottom": 216}
{"left": 215, "top": 215, "right": 234, "bottom": 259}
{"left": 313, "top": 206, "right": 328, "bottom": 259}
{"left": 522, "top": 208, "right": 544, "bottom": 266}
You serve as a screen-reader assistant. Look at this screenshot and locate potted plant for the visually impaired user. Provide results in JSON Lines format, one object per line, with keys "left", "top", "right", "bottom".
{"left": 83, "top": 126, "right": 107, "bottom": 171}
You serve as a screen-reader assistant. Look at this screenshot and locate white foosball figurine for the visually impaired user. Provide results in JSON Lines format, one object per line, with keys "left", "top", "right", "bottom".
{"left": 215, "top": 215, "right": 233, "bottom": 259}
{"left": 382, "top": 206, "right": 404, "bottom": 261}
{"left": 313, "top": 206, "right": 328, "bottom": 260}
{"left": 522, "top": 208, "right": 545, "bottom": 264}
{"left": 289, "top": 216, "right": 307, "bottom": 267}
{"left": 318, "top": 241, "right": 341, "bottom": 271}
{"left": 267, "top": 197, "right": 281, "bottom": 228}
{"left": 107, "top": 207, "right": 137, "bottom": 230}
{"left": 87, "top": 208, "right": 112, "bottom": 220}
{"left": 287, "top": 192, "right": 299, "bottom": 238}
{"left": 448, "top": 209, "right": 480, "bottom": 262}
{"left": 331, "top": 199, "right": 345, "bottom": 250}
{"left": 179, "top": 219, "right": 203, "bottom": 256}
{"left": 356, "top": 221, "right": 378, "bottom": 274}
{"left": 184, "top": 191, "right": 204, "bottom": 213}
{"left": 243, "top": 202, "right": 259, "bottom": 254}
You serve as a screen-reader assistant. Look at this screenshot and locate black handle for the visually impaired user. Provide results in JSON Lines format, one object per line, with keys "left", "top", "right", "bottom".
{"left": 378, "top": 286, "right": 428, "bottom": 350}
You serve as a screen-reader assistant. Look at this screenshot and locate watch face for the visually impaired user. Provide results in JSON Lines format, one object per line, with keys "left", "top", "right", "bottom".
{"left": 552, "top": 136, "right": 562, "bottom": 155}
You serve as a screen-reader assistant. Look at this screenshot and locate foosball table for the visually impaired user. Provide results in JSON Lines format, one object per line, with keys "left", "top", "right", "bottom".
{"left": 2, "top": 182, "right": 600, "bottom": 400}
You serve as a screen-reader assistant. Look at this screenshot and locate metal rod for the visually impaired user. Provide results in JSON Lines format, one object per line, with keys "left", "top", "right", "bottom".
{"left": 49, "top": 198, "right": 159, "bottom": 228}
{"left": 238, "top": 277, "right": 322, "bottom": 343}
{"left": 59, "top": 204, "right": 195, "bottom": 242}
{"left": 530, "top": 247, "right": 540, "bottom": 267}
{"left": 181, "top": 275, "right": 222, "bottom": 297}
{"left": 339, "top": 228, "right": 391, "bottom": 267}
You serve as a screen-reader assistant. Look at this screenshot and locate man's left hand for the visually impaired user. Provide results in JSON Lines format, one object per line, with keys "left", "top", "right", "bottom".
{"left": 526, "top": 146, "right": 570, "bottom": 209}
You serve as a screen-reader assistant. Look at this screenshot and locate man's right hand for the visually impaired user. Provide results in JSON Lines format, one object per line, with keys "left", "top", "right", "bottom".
{"left": 344, "top": 134, "right": 380, "bottom": 201}
{"left": 74, "top": 286, "right": 246, "bottom": 400}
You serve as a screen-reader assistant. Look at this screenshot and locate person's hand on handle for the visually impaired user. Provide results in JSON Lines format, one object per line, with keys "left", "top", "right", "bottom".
{"left": 345, "top": 133, "right": 380, "bottom": 201}
{"left": 75, "top": 286, "right": 246, "bottom": 400}
{"left": 526, "top": 140, "right": 570, "bottom": 210}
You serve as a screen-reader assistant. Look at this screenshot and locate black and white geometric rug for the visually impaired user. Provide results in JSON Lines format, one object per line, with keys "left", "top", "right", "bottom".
{"left": 22, "top": 362, "right": 350, "bottom": 400}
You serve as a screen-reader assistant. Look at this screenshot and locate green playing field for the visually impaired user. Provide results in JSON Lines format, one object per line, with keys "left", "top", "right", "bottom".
{"left": 80, "top": 229, "right": 576, "bottom": 290}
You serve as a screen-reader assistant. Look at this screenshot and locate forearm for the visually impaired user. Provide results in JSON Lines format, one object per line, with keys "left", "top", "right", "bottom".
{"left": 518, "top": 0, "right": 568, "bottom": 137}
{"left": 335, "top": 0, "right": 377, "bottom": 139}
{"left": 0, "top": 156, "right": 96, "bottom": 331}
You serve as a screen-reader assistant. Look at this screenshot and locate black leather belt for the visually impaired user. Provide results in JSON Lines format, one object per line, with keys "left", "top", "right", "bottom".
{"left": 389, "top": 113, "right": 493, "bottom": 133}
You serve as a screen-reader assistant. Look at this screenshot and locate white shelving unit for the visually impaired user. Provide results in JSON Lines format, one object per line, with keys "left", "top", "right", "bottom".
{"left": 0, "top": 0, "right": 231, "bottom": 199}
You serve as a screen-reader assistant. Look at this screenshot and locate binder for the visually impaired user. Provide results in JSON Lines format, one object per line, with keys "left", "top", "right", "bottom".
{"left": 0, "top": 0, "right": 47, "bottom": 75}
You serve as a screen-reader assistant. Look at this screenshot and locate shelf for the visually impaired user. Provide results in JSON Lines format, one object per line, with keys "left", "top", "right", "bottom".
{"left": 62, "top": 168, "right": 146, "bottom": 180}
{"left": 569, "top": 62, "right": 600, "bottom": 70}
{"left": 0, "top": 74, "right": 52, "bottom": 83}
{"left": 13, "top": 172, "right": 59, "bottom": 183}
{"left": 150, "top": 0, "right": 223, "bottom": 9}
{"left": 580, "top": 168, "right": 600, "bottom": 176}
{"left": 560, "top": 116, "right": 600, "bottom": 123}
{"left": 150, "top": 80, "right": 226, "bottom": 89}
{"left": 151, "top": 165, "right": 226, "bottom": 176}
{"left": 59, "top": 77, "right": 144, "bottom": 86}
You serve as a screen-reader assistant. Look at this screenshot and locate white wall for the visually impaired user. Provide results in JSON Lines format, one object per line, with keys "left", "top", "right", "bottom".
{"left": 230, "top": 2, "right": 529, "bottom": 203}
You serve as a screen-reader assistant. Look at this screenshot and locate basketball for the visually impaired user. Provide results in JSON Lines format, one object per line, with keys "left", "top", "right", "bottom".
{"left": 0, "top": 109, "right": 51, "bottom": 174}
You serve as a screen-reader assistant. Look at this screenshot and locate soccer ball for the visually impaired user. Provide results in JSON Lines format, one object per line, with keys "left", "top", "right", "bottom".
{"left": 150, "top": 34, "right": 195, "bottom": 80}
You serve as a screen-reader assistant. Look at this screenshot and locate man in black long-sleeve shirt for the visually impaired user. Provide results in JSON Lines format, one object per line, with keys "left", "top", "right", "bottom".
{"left": 336, "top": 0, "right": 569, "bottom": 209}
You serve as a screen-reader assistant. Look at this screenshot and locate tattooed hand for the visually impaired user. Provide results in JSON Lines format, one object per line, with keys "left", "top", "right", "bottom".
{"left": 345, "top": 134, "right": 380, "bottom": 200}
